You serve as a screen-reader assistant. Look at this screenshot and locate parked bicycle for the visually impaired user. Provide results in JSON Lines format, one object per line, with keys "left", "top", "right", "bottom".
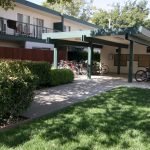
{"left": 77, "top": 61, "right": 87, "bottom": 75}
{"left": 58, "top": 60, "right": 79, "bottom": 76}
{"left": 99, "top": 62, "right": 109, "bottom": 74}
{"left": 135, "top": 67, "right": 150, "bottom": 82}
{"left": 58, "top": 60, "right": 109, "bottom": 76}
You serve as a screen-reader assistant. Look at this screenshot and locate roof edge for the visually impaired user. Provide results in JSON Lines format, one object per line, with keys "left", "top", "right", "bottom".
{"left": 16, "top": 0, "right": 100, "bottom": 29}
{"left": 63, "top": 14, "right": 100, "bottom": 29}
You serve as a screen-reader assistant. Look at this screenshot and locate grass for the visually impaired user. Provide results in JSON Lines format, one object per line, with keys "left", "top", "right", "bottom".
{"left": 0, "top": 87, "right": 150, "bottom": 150}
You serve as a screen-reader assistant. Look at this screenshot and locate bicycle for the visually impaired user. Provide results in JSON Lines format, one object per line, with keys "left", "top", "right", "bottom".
{"left": 58, "top": 60, "right": 79, "bottom": 76}
{"left": 99, "top": 63, "right": 109, "bottom": 74}
{"left": 77, "top": 61, "right": 87, "bottom": 75}
{"left": 135, "top": 67, "right": 150, "bottom": 82}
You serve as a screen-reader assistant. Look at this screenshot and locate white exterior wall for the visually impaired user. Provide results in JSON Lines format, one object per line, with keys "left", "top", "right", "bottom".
{"left": 25, "top": 41, "right": 54, "bottom": 50}
{"left": 0, "top": 3, "right": 97, "bottom": 49}
{"left": 101, "top": 43, "right": 149, "bottom": 74}
{"left": 0, "top": 4, "right": 61, "bottom": 33}
{"left": 64, "top": 19, "right": 95, "bottom": 31}
{"left": 0, "top": 41, "right": 21, "bottom": 48}
{"left": 0, "top": 3, "right": 96, "bottom": 34}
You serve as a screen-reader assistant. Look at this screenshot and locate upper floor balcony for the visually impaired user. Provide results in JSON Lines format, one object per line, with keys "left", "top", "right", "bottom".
{"left": 0, "top": 18, "right": 60, "bottom": 40}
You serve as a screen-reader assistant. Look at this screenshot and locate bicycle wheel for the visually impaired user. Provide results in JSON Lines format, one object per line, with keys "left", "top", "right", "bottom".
{"left": 81, "top": 67, "right": 87, "bottom": 75}
{"left": 135, "top": 70, "right": 147, "bottom": 82}
{"left": 63, "top": 64, "right": 70, "bottom": 69}
{"left": 73, "top": 67, "right": 80, "bottom": 76}
{"left": 100, "top": 65, "right": 109, "bottom": 74}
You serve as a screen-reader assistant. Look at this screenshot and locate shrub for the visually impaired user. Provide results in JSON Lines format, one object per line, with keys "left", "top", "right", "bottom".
{"left": 50, "top": 69, "right": 74, "bottom": 86}
{"left": 0, "top": 60, "right": 74, "bottom": 123}
{"left": 0, "top": 60, "right": 36, "bottom": 122}
{"left": 22, "top": 61, "right": 51, "bottom": 88}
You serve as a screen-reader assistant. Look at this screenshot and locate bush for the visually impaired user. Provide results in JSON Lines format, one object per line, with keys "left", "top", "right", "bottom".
{"left": 0, "top": 60, "right": 74, "bottom": 123}
{"left": 50, "top": 69, "right": 74, "bottom": 86}
{"left": 22, "top": 61, "right": 51, "bottom": 88}
{"left": 0, "top": 60, "right": 36, "bottom": 122}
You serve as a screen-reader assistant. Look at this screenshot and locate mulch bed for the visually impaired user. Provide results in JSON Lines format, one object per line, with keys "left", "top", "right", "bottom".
{"left": 0, "top": 115, "right": 29, "bottom": 130}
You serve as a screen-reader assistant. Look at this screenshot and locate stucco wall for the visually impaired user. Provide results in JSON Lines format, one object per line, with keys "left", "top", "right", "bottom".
{"left": 0, "top": 41, "right": 23, "bottom": 48}
{"left": 0, "top": 4, "right": 60, "bottom": 32}
{"left": 25, "top": 41, "right": 54, "bottom": 50}
{"left": 0, "top": 3, "right": 96, "bottom": 32}
{"left": 64, "top": 19, "right": 95, "bottom": 31}
{"left": 0, "top": 3, "right": 96, "bottom": 49}
{"left": 101, "top": 43, "right": 149, "bottom": 74}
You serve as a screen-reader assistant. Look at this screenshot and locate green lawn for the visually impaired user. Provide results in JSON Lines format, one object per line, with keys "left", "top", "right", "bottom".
{"left": 0, "top": 87, "right": 150, "bottom": 150}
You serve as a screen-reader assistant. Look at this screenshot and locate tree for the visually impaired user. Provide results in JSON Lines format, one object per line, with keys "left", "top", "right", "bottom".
{"left": 144, "top": 19, "right": 150, "bottom": 29}
{"left": 47, "top": 0, "right": 72, "bottom": 4}
{"left": 91, "top": 9, "right": 109, "bottom": 28}
{"left": 91, "top": 0, "right": 150, "bottom": 29}
{"left": 0, "top": 0, "right": 15, "bottom": 10}
{"left": 43, "top": 0, "right": 94, "bottom": 21}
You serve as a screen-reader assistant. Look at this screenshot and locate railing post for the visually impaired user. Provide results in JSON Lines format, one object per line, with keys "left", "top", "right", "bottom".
{"left": 87, "top": 46, "right": 92, "bottom": 79}
{"left": 53, "top": 47, "right": 58, "bottom": 69}
{"left": 117, "top": 47, "right": 121, "bottom": 75}
{"left": 128, "top": 40, "right": 134, "bottom": 83}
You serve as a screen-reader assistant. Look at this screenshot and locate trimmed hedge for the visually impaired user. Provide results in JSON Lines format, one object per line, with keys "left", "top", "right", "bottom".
{"left": 22, "top": 61, "right": 51, "bottom": 88}
{"left": 0, "top": 61, "right": 37, "bottom": 122}
{"left": 50, "top": 69, "right": 74, "bottom": 86}
{"left": 0, "top": 60, "right": 74, "bottom": 123}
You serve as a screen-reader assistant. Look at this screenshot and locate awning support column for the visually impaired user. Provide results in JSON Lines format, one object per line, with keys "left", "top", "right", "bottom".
{"left": 117, "top": 47, "right": 121, "bottom": 75}
{"left": 128, "top": 40, "right": 134, "bottom": 83}
{"left": 87, "top": 46, "right": 92, "bottom": 79}
{"left": 53, "top": 47, "right": 58, "bottom": 69}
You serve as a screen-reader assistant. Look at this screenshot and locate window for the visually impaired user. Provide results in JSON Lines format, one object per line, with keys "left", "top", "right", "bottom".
{"left": 33, "top": 18, "right": 44, "bottom": 38}
{"left": 138, "top": 55, "right": 150, "bottom": 67}
{"left": 147, "top": 47, "right": 150, "bottom": 53}
{"left": 114, "top": 54, "right": 128, "bottom": 66}
{"left": 64, "top": 25, "right": 71, "bottom": 32}
{"left": 0, "top": 18, "right": 6, "bottom": 33}
{"left": 17, "top": 13, "right": 30, "bottom": 34}
{"left": 17, "top": 13, "right": 23, "bottom": 22}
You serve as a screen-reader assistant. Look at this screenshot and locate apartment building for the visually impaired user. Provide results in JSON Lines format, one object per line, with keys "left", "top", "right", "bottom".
{"left": 0, "top": 0, "right": 98, "bottom": 49}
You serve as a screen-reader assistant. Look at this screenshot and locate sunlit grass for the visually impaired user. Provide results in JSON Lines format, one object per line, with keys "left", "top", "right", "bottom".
{"left": 0, "top": 87, "right": 150, "bottom": 150}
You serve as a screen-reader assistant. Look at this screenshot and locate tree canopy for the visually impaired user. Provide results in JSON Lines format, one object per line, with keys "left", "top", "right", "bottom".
{"left": 1, "top": 0, "right": 150, "bottom": 29}
{"left": 91, "top": 0, "right": 150, "bottom": 29}
{"left": 43, "top": 0, "right": 94, "bottom": 21}
{"left": 0, "top": 0, "right": 15, "bottom": 10}
{"left": 47, "top": 0, "right": 72, "bottom": 4}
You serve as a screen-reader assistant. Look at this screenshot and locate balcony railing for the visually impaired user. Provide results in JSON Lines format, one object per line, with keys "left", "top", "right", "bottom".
{"left": 0, "top": 18, "right": 59, "bottom": 39}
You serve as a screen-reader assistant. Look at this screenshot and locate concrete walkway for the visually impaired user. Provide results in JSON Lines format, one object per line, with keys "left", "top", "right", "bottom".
{"left": 24, "top": 75, "right": 150, "bottom": 119}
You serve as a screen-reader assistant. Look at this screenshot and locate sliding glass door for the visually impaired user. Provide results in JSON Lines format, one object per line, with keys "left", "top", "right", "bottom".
{"left": 33, "top": 18, "right": 44, "bottom": 38}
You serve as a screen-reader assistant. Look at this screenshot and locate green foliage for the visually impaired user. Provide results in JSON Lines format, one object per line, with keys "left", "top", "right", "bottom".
{"left": 0, "top": 60, "right": 36, "bottom": 122}
{"left": 43, "top": 0, "right": 94, "bottom": 21}
{"left": 0, "top": 60, "right": 74, "bottom": 123}
{"left": 91, "top": 9, "right": 109, "bottom": 28}
{"left": 50, "top": 69, "right": 74, "bottom": 86}
{"left": 0, "top": 0, "right": 15, "bottom": 10}
{"left": 1, "top": 87, "right": 150, "bottom": 149}
{"left": 144, "top": 19, "right": 150, "bottom": 29}
{"left": 22, "top": 61, "right": 51, "bottom": 88}
{"left": 47, "top": 0, "right": 72, "bottom": 5}
{"left": 68, "top": 51, "right": 100, "bottom": 62}
{"left": 92, "top": 0, "right": 150, "bottom": 29}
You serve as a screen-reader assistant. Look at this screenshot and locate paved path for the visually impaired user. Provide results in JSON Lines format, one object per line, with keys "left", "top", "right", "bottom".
{"left": 23, "top": 75, "right": 150, "bottom": 119}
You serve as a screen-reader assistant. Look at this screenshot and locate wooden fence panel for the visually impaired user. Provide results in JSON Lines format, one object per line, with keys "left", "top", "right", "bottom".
{"left": 0, "top": 47, "right": 66, "bottom": 63}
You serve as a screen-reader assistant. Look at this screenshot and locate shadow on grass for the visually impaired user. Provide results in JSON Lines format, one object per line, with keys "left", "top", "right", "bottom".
{"left": 0, "top": 87, "right": 150, "bottom": 149}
